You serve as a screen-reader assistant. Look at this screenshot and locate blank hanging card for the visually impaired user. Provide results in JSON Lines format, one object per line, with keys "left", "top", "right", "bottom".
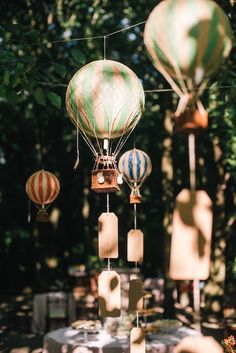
{"left": 98, "top": 212, "right": 118, "bottom": 259}
{"left": 98, "top": 270, "right": 121, "bottom": 317}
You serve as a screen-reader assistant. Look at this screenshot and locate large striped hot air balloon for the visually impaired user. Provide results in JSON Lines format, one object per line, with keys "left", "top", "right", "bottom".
{"left": 144, "top": 0, "right": 232, "bottom": 132}
{"left": 66, "top": 59, "right": 145, "bottom": 192}
{"left": 26, "top": 169, "right": 60, "bottom": 222}
{"left": 118, "top": 148, "right": 152, "bottom": 203}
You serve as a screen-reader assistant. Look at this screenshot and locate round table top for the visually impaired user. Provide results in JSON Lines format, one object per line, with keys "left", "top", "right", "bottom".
{"left": 43, "top": 325, "right": 200, "bottom": 353}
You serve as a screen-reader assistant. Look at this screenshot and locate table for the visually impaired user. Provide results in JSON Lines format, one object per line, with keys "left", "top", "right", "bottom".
{"left": 43, "top": 325, "right": 200, "bottom": 353}
{"left": 32, "top": 292, "right": 76, "bottom": 335}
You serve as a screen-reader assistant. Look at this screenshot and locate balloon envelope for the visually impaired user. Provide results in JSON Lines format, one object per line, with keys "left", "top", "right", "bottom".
{"left": 66, "top": 60, "right": 145, "bottom": 140}
{"left": 118, "top": 148, "right": 152, "bottom": 185}
{"left": 26, "top": 170, "right": 60, "bottom": 206}
{"left": 144, "top": 0, "right": 232, "bottom": 81}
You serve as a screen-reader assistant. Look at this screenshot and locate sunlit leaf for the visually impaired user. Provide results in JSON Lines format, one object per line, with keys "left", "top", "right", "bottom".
{"left": 71, "top": 49, "right": 86, "bottom": 65}
{"left": 34, "top": 87, "right": 46, "bottom": 105}
{"left": 53, "top": 63, "right": 66, "bottom": 77}
{"left": 48, "top": 91, "right": 61, "bottom": 108}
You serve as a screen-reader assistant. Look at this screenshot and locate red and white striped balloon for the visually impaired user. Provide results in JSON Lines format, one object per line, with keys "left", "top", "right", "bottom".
{"left": 26, "top": 169, "right": 60, "bottom": 207}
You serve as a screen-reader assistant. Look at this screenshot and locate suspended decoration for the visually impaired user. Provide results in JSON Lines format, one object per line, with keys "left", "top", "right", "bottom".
{"left": 119, "top": 148, "right": 151, "bottom": 343}
{"left": 98, "top": 212, "right": 118, "bottom": 259}
{"left": 170, "top": 189, "right": 213, "bottom": 281}
{"left": 127, "top": 229, "right": 144, "bottom": 263}
{"left": 130, "top": 327, "right": 145, "bottom": 353}
{"left": 128, "top": 278, "right": 143, "bottom": 312}
{"left": 118, "top": 148, "right": 152, "bottom": 204}
{"left": 66, "top": 59, "right": 145, "bottom": 193}
{"left": 98, "top": 270, "right": 121, "bottom": 317}
{"left": 26, "top": 169, "right": 60, "bottom": 222}
{"left": 144, "top": 0, "right": 232, "bottom": 133}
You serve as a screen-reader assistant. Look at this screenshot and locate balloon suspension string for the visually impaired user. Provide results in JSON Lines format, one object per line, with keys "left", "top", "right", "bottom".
{"left": 188, "top": 133, "right": 200, "bottom": 321}
{"left": 189, "top": 134, "right": 196, "bottom": 192}
{"left": 27, "top": 199, "right": 31, "bottom": 223}
{"left": 136, "top": 311, "right": 139, "bottom": 328}
{"left": 73, "top": 118, "right": 80, "bottom": 170}
{"left": 134, "top": 203, "right": 137, "bottom": 229}
{"left": 106, "top": 192, "right": 111, "bottom": 272}
{"left": 103, "top": 36, "right": 106, "bottom": 60}
{"left": 133, "top": 202, "right": 139, "bottom": 271}
{"left": 40, "top": 116, "right": 45, "bottom": 169}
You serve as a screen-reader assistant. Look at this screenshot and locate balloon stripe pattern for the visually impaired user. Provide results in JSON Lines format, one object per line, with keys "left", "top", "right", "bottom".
{"left": 118, "top": 148, "right": 152, "bottom": 185}
{"left": 26, "top": 170, "right": 60, "bottom": 206}
{"left": 66, "top": 60, "right": 145, "bottom": 139}
{"left": 144, "top": 0, "right": 232, "bottom": 80}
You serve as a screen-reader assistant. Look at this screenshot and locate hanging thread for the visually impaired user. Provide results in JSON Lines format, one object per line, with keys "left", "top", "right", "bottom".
{"left": 133, "top": 203, "right": 137, "bottom": 230}
{"left": 103, "top": 36, "right": 107, "bottom": 60}
{"left": 106, "top": 192, "right": 110, "bottom": 213}
{"left": 136, "top": 311, "right": 139, "bottom": 328}
{"left": 73, "top": 118, "right": 80, "bottom": 170}
{"left": 188, "top": 133, "right": 200, "bottom": 318}
{"left": 107, "top": 257, "right": 111, "bottom": 272}
{"left": 106, "top": 192, "right": 111, "bottom": 271}
{"left": 189, "top": 134, "right": 196, "bottom": 192}
{"left": 27, "top": 199, "right": 31, "bottom": 223}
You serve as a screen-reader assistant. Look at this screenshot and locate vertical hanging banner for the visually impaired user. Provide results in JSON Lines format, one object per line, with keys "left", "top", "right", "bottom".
{"left": 127, "top": 229, "right": 144, "bottom": 263}
{"left": 128, "top": 278, "right": 143, "bottom": 312}
{"left": 130, "top": 327, "right": 145, "bottom": 353}
{"left": 169, "top": 189, "right": 213, "bottom": 280}
{"left": 98, "top": 271, "right": 121, "bottom": 317}
{"left": 98, "top": 212, "right": 118, "bottom": 259}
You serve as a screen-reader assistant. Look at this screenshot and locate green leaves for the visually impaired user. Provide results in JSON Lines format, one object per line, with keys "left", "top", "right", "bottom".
{"left": 53, "top": 63, "right": 66, "bottom": 77}
{"left": 33, "top": 87, "right": 46, "bottom": 105}
{"left": 48, "top": 91, "right": 61, "bottom": 109}
{"left": 70, "top": 48, "right": 86, "bottom": 65}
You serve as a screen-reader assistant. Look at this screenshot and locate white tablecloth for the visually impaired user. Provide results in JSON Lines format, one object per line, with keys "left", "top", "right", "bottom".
{"left": 43, "top": 326, "right": 200, "bottom": 353}
{"left": 32, "top": 292, "right": 76, "bottom": 335}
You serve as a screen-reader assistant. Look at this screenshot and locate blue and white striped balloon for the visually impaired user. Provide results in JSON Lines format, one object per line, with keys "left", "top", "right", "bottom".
{"left": 118, "top": 148, "right": 152, "bottom": 185}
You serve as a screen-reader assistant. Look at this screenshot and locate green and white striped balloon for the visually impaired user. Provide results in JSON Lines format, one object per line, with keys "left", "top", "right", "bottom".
{"left": 144, "top": 0, "right": 232, "bottom": 81}
{"left": 66, "top": 60, "right": 145, "bottom": 139}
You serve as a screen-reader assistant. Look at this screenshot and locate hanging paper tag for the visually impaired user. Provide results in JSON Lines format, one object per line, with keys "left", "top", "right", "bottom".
{"left": 170, "top": 189, "right": 213, "bottom": 280}
{"left": 127, "top": 229, "right": 143, "bottom": 263}
{"left": 130, "top": 327, "right": 145, "bottom": 353}
{"left": 128, "top": 279, "right": 143, "bottom": 312}
{"left": 98, "top": 270, "right": 121, "bottom": 317}
{"left": 98, "top": 212, "right": 118, "bottom": 259}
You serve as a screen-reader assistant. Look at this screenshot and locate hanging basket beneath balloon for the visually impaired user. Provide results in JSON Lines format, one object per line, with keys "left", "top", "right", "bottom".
{"left": 91, "top": 169, "right": 121, "bottom": 193}
{"left": 130, "top": 188, "right": 142, "bottom": 204}
{"left": 174, "top": 108, "right": 208, "bottom": 134}
{"left": 36, "top": 208, "right": 49, "bottom": 222}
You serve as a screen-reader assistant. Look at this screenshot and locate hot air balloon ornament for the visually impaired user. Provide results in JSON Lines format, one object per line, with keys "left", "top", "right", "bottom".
{"left": 118, "top": 148, "right": 152, "bottom": 204}
{"left": 66, "top": 60, "right": 145, "bottom": 192}
{"left": 144, "top": 0, "right": 232, "bottom": 134}
{"left": 26, "top": 169, "right": 60, "bottom": 222}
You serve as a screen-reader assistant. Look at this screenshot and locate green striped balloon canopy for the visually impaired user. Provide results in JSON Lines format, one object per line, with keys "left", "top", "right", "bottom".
{"left": 144, "top": 0, "right": 232, "bottom": 86}
{"left": 66, "top": 60, "right": 145, "bottom": 146}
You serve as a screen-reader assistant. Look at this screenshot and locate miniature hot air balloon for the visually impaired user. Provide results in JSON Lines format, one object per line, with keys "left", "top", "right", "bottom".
{"left": 144, "top": 0, "right": 232, "bottom": 133}
{"left": 26, "top": 169, "right": 60, "bottom": 222}
{"left": 66, "top": 60, "right": 145, "bottom": 192}
{"left": 118, "top": 148, "right": 152, "bottom": 204}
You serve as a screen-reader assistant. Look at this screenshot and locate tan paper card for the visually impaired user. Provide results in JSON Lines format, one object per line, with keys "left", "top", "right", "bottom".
{"left": 98, "top": 270, "right": 121, "bottom": 317}
{"left": 130, "top": 327, "right": 145, "bottom": 353}
{"left": 170, "top": 189, "right": 213, "bottom": 280}
{"left": 98, "top": 212, "right": 118, "bottom": 259}
{"left": 128, "top": 278, "right": 143, "bottom": 311}
{"left": 127, "top": 229, "right": 144, "bottom": 263}
{"left": 128, "top": 279, "right": 143, "bottom": 312}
